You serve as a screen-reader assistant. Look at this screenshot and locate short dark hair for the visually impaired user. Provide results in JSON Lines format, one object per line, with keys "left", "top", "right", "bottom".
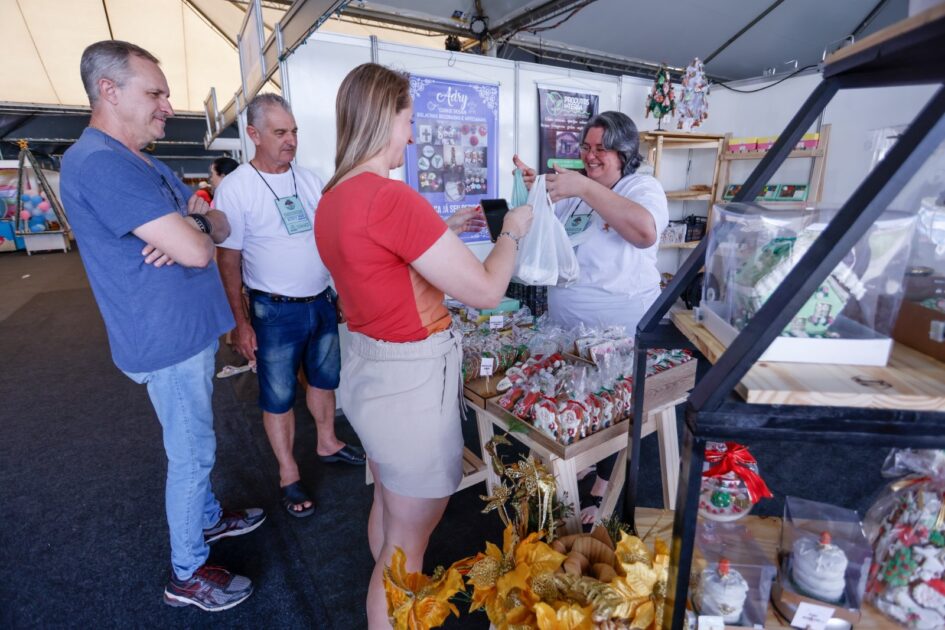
{"left": 246, "top": 93, "right": 292, "bottom": 130}
{"left": 582, "top": 111, "right": 643, "bottom": 176}
{"left": 80, "top": 40, "right": 160, "bottom": 106}
{"left": 212, "top": 157, "right": 239, "bottom": 177}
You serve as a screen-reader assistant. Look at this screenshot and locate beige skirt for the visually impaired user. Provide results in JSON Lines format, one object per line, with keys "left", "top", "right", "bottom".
{"left": 339, "top": 328, "right": 464, "bottom": 499}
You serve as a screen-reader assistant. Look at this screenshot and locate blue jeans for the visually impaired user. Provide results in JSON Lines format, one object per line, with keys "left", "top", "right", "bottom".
{"left": 123, "top": 341, "right": 222, "bottom": 580}
{"left": 251, "top": 292, "right": 341, "bottom": 414}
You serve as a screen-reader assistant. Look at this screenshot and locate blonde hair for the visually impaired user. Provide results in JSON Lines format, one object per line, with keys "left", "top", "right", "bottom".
{"left": 323, "top": 63, "right": 411, "bottom": 192}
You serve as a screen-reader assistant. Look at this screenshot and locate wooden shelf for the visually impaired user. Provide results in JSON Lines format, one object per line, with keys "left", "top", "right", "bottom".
{"left": 671, "top": 310, "right": 945, "bottom": 411}
{"left": 722, "top": 148, "right": 824, "bottom": 161}
{"left": 665, "top": 190, "right": 712, "bottom": 200}
{"left": 659, "top": 240, "right": 700, "bottom": 250}
{"left": 637, "top": 507, "right": 898, "bottom": 630}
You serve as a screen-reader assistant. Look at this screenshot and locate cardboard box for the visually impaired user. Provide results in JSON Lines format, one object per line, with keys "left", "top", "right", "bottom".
{"left": 892, "top": 300, "right": 945, "bottom": 362}
{"left": 727, "top": 137, "right": 757, "bottom": 153}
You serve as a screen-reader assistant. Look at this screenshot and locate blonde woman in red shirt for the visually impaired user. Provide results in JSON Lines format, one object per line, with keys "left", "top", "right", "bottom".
{"left": 316, "top": 63, "right": 532, "bottom": 628}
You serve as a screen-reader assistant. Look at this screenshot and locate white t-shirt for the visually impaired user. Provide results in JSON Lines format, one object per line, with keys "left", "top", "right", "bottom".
{"left": 548, "top": 173, "right": 668, "bottom": 331}
{"left": 214, "top": 163, "right": 330, "bottom": 297}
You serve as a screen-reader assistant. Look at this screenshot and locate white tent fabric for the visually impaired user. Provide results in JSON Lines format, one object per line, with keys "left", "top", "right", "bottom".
{"left": 1, "top": 0, "right": 284, "bottom": 112}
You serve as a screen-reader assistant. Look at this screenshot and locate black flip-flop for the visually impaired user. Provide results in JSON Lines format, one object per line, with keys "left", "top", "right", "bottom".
{"left": 318, "top": 444, "right": 366, "bottom": 466}
{"left": 281, "top": 481, "right": 315, "bottom": 518}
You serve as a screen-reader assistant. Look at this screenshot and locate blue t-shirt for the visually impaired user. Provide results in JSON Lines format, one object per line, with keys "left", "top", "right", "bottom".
{"left": 61, "top": 128, "right": 234, "bottom": 372}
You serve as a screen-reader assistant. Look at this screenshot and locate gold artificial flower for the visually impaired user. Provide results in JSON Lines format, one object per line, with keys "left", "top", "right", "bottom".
{"left": 384, "top": 547, "right": 464, "bottom": 630}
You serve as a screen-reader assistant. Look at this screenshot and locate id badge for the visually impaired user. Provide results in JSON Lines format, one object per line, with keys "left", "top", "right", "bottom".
{"left": 565, "top": 213, "right": 591, "bottom": 237}
{"left": 275, "top": 195, "right": 312, "bottom": 235}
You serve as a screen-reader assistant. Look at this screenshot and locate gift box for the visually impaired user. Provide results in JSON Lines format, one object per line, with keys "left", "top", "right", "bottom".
{"left": 864, "top": 449, "right": 945, "bottom": 630}
{"left": 727, "top": 137, "right": 758, "bottom": 153}
{"left": 796, "top": 132, "right": 820, "bottom": 151}
{"left": 700, "top": 202, "right": 917, "bottom": 365}
{"left": 692, "top": 521, "right": 777, "bottom": 627}
{"left": 756, "top": 136, "right": 778, "bottom": 151}
{"left": 772, "top": 496, "right": 873, "bottom": 630}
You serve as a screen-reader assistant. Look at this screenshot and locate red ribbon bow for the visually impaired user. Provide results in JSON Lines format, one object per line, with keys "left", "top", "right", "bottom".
{"left": 704, "top": 442, "right": 773, "bottom": 504}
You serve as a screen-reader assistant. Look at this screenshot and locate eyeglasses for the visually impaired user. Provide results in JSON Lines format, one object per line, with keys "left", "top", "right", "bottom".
{"left": 579, "top": 144, "right": 614, "bottom": 156}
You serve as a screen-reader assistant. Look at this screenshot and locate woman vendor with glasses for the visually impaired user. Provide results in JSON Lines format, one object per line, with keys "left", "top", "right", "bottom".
{"left": 513, "top": 111, "right": 669, "bottom": 525}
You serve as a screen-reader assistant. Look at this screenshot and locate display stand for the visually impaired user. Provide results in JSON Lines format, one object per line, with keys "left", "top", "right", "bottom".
{"left": 466, "top": 355, "right": 695, "bottom": 535}
{"left": 621, "top": 6, "right": 945, "bottom": 628}
{"left": 639, "top": 130, "right": 725, "bottom": 255}
{"left": 715, "top": 124, "right": 831, "bottom": 209}
{"left": 14, "top": 146, "right": 71, "bottom": 255}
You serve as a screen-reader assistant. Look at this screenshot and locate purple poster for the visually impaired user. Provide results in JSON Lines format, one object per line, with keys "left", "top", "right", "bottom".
{"left": 405, "top": 75, "right": 498, "bottom": 244}
{"left": 538, "top": 87, "right": 598, "bottom": 174}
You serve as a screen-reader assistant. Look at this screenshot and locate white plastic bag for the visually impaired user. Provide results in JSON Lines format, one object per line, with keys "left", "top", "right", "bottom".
{"left": 513, "top": 175, "right": 580, "bottom": 286}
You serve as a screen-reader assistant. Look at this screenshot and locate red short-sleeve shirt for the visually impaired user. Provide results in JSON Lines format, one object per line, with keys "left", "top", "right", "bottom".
{"left": 315, "top": 173, "right": 451, "bottom": 342}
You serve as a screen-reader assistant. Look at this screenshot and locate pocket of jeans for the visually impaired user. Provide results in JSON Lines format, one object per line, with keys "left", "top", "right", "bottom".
{"left": 252, "top": 299, "right": 280, "bottom": 324}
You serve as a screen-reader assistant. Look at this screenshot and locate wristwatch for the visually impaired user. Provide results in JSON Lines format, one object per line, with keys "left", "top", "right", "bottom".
{"left": 498, "top": 231, "right": 520, "bottom": 249}
{"left": 189, "top": 213, "right": 213, "bottom": 235}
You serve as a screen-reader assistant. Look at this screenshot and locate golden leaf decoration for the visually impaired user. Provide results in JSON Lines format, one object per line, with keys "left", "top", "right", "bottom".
{"left": 534, "top": 602, "right": 595, "bottom": 630}
{"left": 384, "top": 548, "right": 464, "bottom": 630}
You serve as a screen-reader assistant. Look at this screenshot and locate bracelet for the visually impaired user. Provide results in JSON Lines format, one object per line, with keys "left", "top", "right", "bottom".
{"left": 497, "top": 231, "right": 520, "bottom": 250}
{"left": 188, "top": 213, "right": 212, "bottom": 235}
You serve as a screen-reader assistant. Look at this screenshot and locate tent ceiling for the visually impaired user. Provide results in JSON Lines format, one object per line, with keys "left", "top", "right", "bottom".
{"left": 354, "top": 0, "right": 908, "bottom": 81}
{"left": 1, "top": 0, "right": 284, "bottom": 112}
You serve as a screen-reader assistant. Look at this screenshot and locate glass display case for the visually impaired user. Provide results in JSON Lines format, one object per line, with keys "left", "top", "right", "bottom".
{"left": 699, "top": 202, "right": 917, "bottom": 365}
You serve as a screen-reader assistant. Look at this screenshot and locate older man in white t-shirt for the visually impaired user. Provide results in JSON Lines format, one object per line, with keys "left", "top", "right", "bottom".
{"left": 215, "top": 94, "right": 364, "bottom": 519}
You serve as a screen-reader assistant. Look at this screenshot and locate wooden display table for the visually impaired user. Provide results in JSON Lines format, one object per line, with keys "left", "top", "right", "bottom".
{"left": 635, "top": 508, "right": 892, "bottom": 629}
{"left": 470, "top": 400, "right": 683, "bottom": 535}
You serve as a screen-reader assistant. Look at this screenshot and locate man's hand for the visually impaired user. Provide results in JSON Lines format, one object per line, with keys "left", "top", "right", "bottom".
{"left": 545, "top": 164, "right": 589, "bottom": 203}
{"left": 234, "top": 321, "right": 257, "bottom": 363}
{"left": 142, "top": 243, "right": 175, "bottom": 267}
{"left": 445, "top": 206, "right": 487, "bottom": 234}
{"left": 187, "top": 193, "right": 211, "bottom": 215}
{"left": 512, "top": 154, "right": 537, "bottom": 190}
{"left": 335, "top": 292, "right": 346, "bottom": 325}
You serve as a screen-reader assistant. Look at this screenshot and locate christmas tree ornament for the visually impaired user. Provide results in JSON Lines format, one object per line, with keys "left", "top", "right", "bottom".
{"left": 676, "top": 57, "right": 710, "bottom": 129}
{"left": 644, "top": 65, "right": 676, "bottom": 130}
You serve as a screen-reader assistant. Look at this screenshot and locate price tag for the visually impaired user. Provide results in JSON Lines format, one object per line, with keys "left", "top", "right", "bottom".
{"left": 479, "top": 357, "right": 495, "bottom": 377}
{"left": 790, "top": 602, "right": 835, "bottom": 630}
{"left": 489, "top": 315, "right": 504, "bottom": 330}
{"left": 697, "top": 616, "right": 725, "bottom": 630}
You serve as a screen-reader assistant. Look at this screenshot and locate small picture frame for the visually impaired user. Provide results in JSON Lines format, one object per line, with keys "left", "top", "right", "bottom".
{"left": 722, "top": 184, "right": 742, "bottom": 200}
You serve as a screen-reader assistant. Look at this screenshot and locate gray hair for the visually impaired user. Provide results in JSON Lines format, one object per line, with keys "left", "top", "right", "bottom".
{"left": 582, "top": 111, "right": 643, "bottom": 176}
{"left": 247, "top": 93, "right": 292, "bottom": 130}
{"left": 80, "top": 40, "right": 160, "bottom": 106}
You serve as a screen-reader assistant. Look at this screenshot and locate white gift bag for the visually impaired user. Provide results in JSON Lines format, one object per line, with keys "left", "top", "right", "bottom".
{"left": 513, "top": 175, "right": 580, "bottom": 286}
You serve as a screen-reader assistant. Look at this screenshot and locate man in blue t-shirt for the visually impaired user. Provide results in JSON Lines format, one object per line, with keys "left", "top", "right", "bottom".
{"left": 61, "top": 40, "right": 265, "bottom": 612}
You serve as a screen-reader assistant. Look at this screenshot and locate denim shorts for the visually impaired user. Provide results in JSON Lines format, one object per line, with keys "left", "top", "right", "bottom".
{"left": 250, "top": 291, "right": 341, "bottom": 414}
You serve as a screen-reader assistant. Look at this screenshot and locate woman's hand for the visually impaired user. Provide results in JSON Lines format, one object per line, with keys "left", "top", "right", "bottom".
{"left": 445, "top": 206, "right": 486, "bottom": 234}
{"left": 512, "top": 154, "right": 536, "bottom": 190}
{"left": 545, "top": 164, "right": 589, "bottom": 203}
{"left": 501, "top": 204, "right": 534, "bottom": 239}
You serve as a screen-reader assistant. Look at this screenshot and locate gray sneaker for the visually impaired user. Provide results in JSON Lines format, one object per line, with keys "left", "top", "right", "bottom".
{"left": 204, "top": 508, "right": 266, "bottom": 544}
{"left": 164, "top": 564, "right": 253, "bottom": 611}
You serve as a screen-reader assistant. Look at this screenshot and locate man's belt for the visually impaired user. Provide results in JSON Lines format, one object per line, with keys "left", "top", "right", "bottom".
{"left": 249, "top": 288, "right": 330, "bottom": 303}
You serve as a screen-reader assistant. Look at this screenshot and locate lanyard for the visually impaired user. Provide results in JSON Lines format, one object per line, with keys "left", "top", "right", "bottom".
{"left": 250, "top": 163, "right": 298, "bottom": 200}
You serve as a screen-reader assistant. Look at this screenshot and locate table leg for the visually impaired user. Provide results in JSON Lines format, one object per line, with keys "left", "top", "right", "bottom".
{"left": 656, "top": 405, "right": 680, "bottom": 510}
{"left": 598, "top": 447, "right": 627, "bottom": 523}
{"left": 473, "top": 407, "right": 500, "bottom": 494}
{"left": 552, "top": 455, "right": 582, "bottom": 535}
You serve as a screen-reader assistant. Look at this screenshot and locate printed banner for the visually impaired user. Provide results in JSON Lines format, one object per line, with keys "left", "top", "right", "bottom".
{"left": 405, "top": 75, "right": 499, "bottom": 244}
{"left": 537, "top": 87, "right": 599, "bottom": 173}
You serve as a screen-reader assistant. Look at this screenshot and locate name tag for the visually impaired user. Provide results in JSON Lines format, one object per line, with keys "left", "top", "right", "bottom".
{"left": 275, "top": 195, "right": 312, "bottom": 235}
{"left": 565, "top": 212, "right": 592, "bottom": 237}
